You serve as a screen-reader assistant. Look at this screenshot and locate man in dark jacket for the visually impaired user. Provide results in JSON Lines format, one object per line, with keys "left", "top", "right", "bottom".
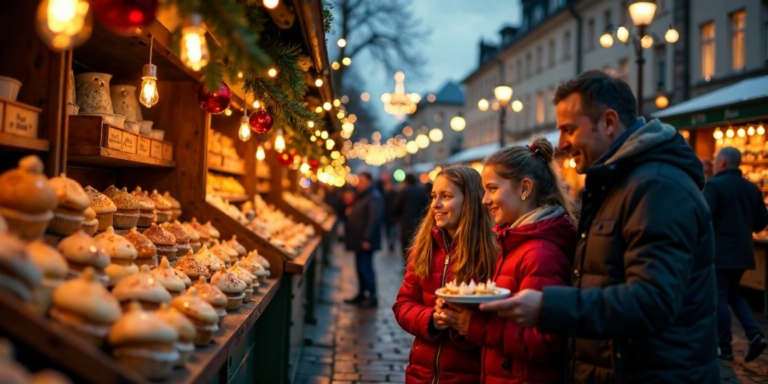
{"left": 381, "top": 179, "right": 398, "bottom": 252}
{"left": 344, "top": 172, "right": 383, "bottom": 308}
{"left": 704, "top": 146, "right": 768, "bottom": 362}
{"left": 392, "top": 174, "right": 429, "bottom": 262}
{"left": 481, "top": 70, "right": 719, "bottom": 383}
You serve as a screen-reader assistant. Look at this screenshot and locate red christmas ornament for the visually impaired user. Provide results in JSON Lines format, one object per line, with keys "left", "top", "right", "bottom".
{"left": 249, "top": 110, "right": 274, "bottom": 133}
{"left": 91, "top": 0, "right": 158, "bottom": 36}
{"left": 308, "top": 159, "right": 320, "bottom": 169}
{"left": 197, "top": 82, "right": 232, "bottom": 114}
{"left": 277, "top": 152, "right": 293, "bottom": 167}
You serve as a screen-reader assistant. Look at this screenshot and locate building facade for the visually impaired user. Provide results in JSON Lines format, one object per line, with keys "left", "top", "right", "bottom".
{"left": 404, "top": 82, "right": 465, "bottom": 165}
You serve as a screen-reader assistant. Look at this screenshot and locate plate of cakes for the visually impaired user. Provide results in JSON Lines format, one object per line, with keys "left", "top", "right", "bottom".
{"left": 435, "top": 279, "right": 511, "bottom": 304}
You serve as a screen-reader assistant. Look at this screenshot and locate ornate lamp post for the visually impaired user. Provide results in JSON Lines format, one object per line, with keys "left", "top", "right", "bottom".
{"left": 493, "top": 85, "right": 513, "bottom": 146}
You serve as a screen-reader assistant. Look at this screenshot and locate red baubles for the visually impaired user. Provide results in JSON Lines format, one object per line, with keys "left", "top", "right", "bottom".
{"left": 197, "top": 82, "right": 232, "bottom": 114}
{"left": 249, "top": 110, "right": 274, "bottom": 133}
{"left": 308, "top": 159, "right": 320, "bottom": 169}
{"left": 277, "top": 152, "right": 293, "bottom": 167}
{"left": 91, "top": 0, "right": 158, "bottom": 36}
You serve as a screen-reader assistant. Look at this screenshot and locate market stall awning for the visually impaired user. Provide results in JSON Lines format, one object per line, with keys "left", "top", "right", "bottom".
{"left": 652, "top": 75, "right": 768, "bottom": 129}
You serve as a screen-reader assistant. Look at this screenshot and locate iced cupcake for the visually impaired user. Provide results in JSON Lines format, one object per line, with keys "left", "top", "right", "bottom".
{"left": 0, "top": 230, "right": 42, "bottom": 302}
{"left": 123, "top": 227, "right": 158, "bottom": 268}
{"left": 149, "top": 257, "right": 186, "bottom": 297}
{"left": 193, "top": 245, "right": 221, "bottom": 275}
{"left": 203, "top": 221, "right": 220, "bottom": 244}
{"left": 0, "top": 156, "right": 58, "bottom": 239}
{"left": 187, "top": 218, "right": 210, "bottom": 247}
{"left": 85, "top": 186, "right": 117, "bottom": 231}
{"left": 58, "top": 230, "right": 110, "bottom": 286}
{"left": 209, "top": 267, "right": 246, "bottom": 311}
{"left": 237, "top": 252, "right": 270, "bottom": 284}
{"left": 228, "top": 265, "right": 257, "bottom": 302}
{"left": 163, "top": 192, "right": 182, "bottom": 221}
{"left": 170, "top": 288, "right": 219, "bottom": 347}
{"left": 225, "top": 235, "right": 247, "bottom": 260}
{"left": 154, "top": 303, "right": 196, "bottom": 368}
{"left": 182, "top": 222, "right": 202, "bottom": 253}
{"left": 143, "top": 223, "right": 177, "bottom": 261}
{"left": 149, "top": 190, "right": 172, "bottom": 224}
{"left": 96, "top": 227, "right": 139, "bottom": 288}
{"left": 48, "top": 173, "right": 91, "bottom": 236}
{"left": 112, "top": 265, "right": 172, "bottom": 311}
{"left": 209, "top": 240, "right": 232, "bottom": 268}
{"left": 131, "top": 187, "right": 156, "bottom": 228}
{"left": 104, "top": 187, "right": 140, "bottom": 229}
{"left": 194, "top": 277, "right": 227, "bottom": 324}
{"left": 161, "top": 221, "right": 191, "bottom": 259}
{"left": 174, "top": 250, "right": 210, "bottom": 282}
{"left": 27, "top": 240, "right": 68, "bottom": 314}
{"left": 81, "top": 207, "right": 99, "bottom": 236}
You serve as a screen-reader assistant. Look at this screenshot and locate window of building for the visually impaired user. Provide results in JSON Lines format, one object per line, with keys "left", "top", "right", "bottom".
{"left": 619, "top": 58, "right": 630, "bottom": 82}
{"left": 587, "top": 18, "right": 595, "bottom": 50}
{"left": 701, "top": 22, "right": 716, "bottom": 81}
{"left": 655, "top": 45, "right": 667, "bottom": 88}
{"left": 536, "top": 92, "right": 545, "bottom": 125}
{"left": 536, "top": 46, "right": 543, "bottom": 73}
{"left": 731, "top": 10, "right": 746, "bottom": 71}
{"left": 563, "top": 30, "right": 572, "bottom": 60}
{"left": 516, "top": 58, "right": 523, "bottom": 83}
{"left": 548, "top": 39, "right": 556, "bottom": 68}
{"left": 526, "top": 52, "right": 532, "bottom": 78}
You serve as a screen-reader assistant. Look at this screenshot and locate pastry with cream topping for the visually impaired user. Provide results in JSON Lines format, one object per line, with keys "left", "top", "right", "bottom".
{"left": 0, "top": 230, "right": 42, "bottom": 302}
{"left": 48, "top": 173, "right": 91, "bottom": 235}
{"left": 84, "top": 186, "right": 116, "bottom": 231}
{"left": 0, "top": 156, "right": 58, "bottom": 239}
{"left": 103, "top": 187, "right": 140, "bottom": 229}
{"left": 58, "top": 230, "right": 110, "bottom": 286}
{"left": 149, "top": 257, "right": 186, "bottom": 297}
{"left": 27, "top": 239, "right": 67, "bottom": 314}
{"left": 149, "top": 190, "right": 172, "bottom": 224}
{"left": 143, "top": 223, "right": 177, "bottom": 261}
{"left": 123, "top": 227, "right": 158, "bottom": 268}
{"left": 81, "top": 207, "right": 98, "bottom": 236}
{"left": 210, "top": 267, "right": 246, "bottom": 310}
{"left": 173, "top": 250, "right": 210, "bottom": 281}
{"left": 170, "top": 288, "right": 218, "bottom": 346}
{"left": 130, "top": 187, "right": 155, "bottom": 228}
{"left": 112, "top": 265, "right": 172, "bottom": 311}
{"left": 154, "top": 303, "right": 195, "bottom": 367}
{"left": 96, "top": 226, "right": 138, "bottom": 288}
{"left": 194, "top": 277, "right": 227, "bottom": 324}
{"left": 161, "top": 221, "right": 191, "bottom": 259}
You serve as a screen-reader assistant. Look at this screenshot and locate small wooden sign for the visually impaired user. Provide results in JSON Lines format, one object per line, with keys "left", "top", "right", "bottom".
{"left": 106, "top": 127, "right": 123, "bottom": 150}
{"left": 162, "top": 142, "right": 173, "bottom": 160}
{"left": 121, "top": 131, "right": 137, "bottom": 154}
{"left": 150, "top": 140, "right": 163, "bottom": 159}
{"left": 137, "top": 137, "right": 151, "bottom": 157}
{"left": 4, "top": 103, "right": 39, "bottom": 138}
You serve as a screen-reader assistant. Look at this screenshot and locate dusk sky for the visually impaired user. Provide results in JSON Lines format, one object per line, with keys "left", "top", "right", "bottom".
{"left": 327, "top": 0, "right": 522, "bottom": 134}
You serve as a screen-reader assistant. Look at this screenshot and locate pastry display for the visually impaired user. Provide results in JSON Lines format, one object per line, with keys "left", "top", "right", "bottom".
{"left": 48, "top": 173, "right": 91, "bottom": 236}
{"left": 50, "top": 268, "right": 122, "bottom": 347}
{"left": 174, "top": 267, "right": 192, "bottom": 290}
{"left": 123, "top": 227, "right": 158, "bottom": 268}
{"left": 282, "top": 191, "right": 330, "bottom": 224}
{"left": 163, "top": 192, "right": 182, "bottom": 221}
{"left": 154, "top": 303, "right": 196, "bottom": 368}
{"left": 81, "top": 207, "right": 99, "bottom": 235}
{"left": 108, "top": 301, "right": 179, "bottom": 381}
{"left": 149, "top": 257, "right": 186, "bottom": 297}
{"left": 0, "top": 156, "right": 58, "bottom": 239}
{"left": 161, "top": 221, "right": 191, "bottom": 258}
{"left": 170, "top": 287, "right": 219, "bottom": 347}
{"left": 112, "top": 265, "right": 172, "bottom": 311}
{"left": 237, "top": 251, "right": 270, "bottom": 284}
{"left": 225, "top": 235, "right": 247, "bottom": 260}
{"left": 209, "top": 240, "right": 233, "bottom": 268}
{"left": 440, "top": 279, "right": 500, "bottom": 296}
{"left": 193, "top": 277, "right": 227, "bottom": 324}
{"left": 58, "top": 230, "right": 110, "bottom": 286}
{"left": 149, "top": 190, "right": 172, "bottom": 224}
{"left": 130, "top": 188, "right": 155, "bottom": 228}
{"left": 143, "top": 223, "right": 177, "bottom": 261}
{"left": 174, "top": 250, "right": 211, "bottom": 281}
{"left": 84, "top": 186, "right": 117, "bottom": 231}
{"left": 186, "top": 218, "right": 211, "bottom": 247}
{"left": 0, "top": 230, "right": 42, "bottom": 302}
{"left": 203, "top": 221, "right": 220, "bottom": 243}
{"left": 205, "top": 173, "right": 245, "bottom": 197}
{"left": 96, "top": 227, "right": 139, "bottom": 288}
{"left": 103, "top": 187, "right": 140, "bottom": 229}
{"left": 193, "top": 245, "right": 221, "bottom": 275}
{"left": 228, "top": 264, "right": 257, "bottom": 302}
{"left": 27, "top": 239, "right": 68, "bottom": 314}
{"left": 182, "top": 222, "right": 202, "bottom": 253}
{"left": 209, "top": 267, "right": 246, "bottom": 310}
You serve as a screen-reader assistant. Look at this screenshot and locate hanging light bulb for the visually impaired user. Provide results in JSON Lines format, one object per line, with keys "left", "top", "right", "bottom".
{"left": 308, "top": 121, "right": 315, "bottom": 129}
{"left": 323, "top": 102, "right": 332, "bottom": 111}
{"left": 342, "top": 57, "right": 352, "bottom": 66}
{"left": 252, "top": 100, "right": 260, "bottom": 109}
{"left": 600, "top": 32, "right": 614, "bottom": 48}
{"left": 511, "top": 100, "right": 524, "bottom": 112}
{"left": 263, "top": 0, "right": 279, "bottom": 9}
{"left": 326, "top": 139, "right": 335, "bottom": 150}
{"left": 256, "top": 145, "right": 265, "bottom": 161}
{"left": 274, "top": 130, "right": 285, "bottom": 153}
{"left": 300, "top": 158, "right": 310, "bottom": 174}
{"left": 640, "top": 35, "right": 654, "bottom": 49}
{"left": 726, "top": 127, "right": 735, "bottom": 138}
{"left": 616, "top": 26, "right": 630, "bottom": 43}
{"left": 224, "top": 109, "right": 232, "bottom": 116}
{"left": 478, "top": 98, "right": 490, "bottom": 111}
{"left": 758, "top": 125, "right": 766, "bottom": 135}
{"left": 713, "top": 127, "right": 723, "bottom": 140}
{"left": 665, "top": 25, "right": 680, "bottom": 43}
{"left": 321, "top": 131, "right": 329, "bottom": 140}
{"left": 35, "top": 0, "right": 93, "bottom": 51}
{"left": 337, "top": 38, "right": 347, "bottom": 48}
{"left": 239, "top": 116, "right": 251, "bottom": 141}
{"left": 180, "top": 14, "right": 209, "bottom": 71}
{"left": 450, "top": 114, "right": 466, "bottom": 131}
{"left": 748, "top": 126, "right": 756, "bottom": 136}
{"left": 737, "top": 127, "right": 746, "bottom": 137}
{"left": 267, "top": 68, "right": 278, "bottom": 78}
{"left": 139, "top": 37, "right": 159, "bottom": 108}
{"left": 315, "top": 78, "right": 323, "bottom": 87}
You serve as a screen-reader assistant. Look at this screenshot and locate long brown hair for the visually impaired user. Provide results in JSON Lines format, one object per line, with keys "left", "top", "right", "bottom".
{"left": 408, "top": 164, "right": 498, "bottom": 283}
{"left": 484, "top": 136, "right": 576, "bottom": 222}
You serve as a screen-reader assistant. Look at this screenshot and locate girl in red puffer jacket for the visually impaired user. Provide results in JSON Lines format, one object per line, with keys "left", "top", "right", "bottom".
{"left": 392, "top": 164, "right": 499, "bottom": 384}
{"left": 440, "top": 137, "right": 577, "bottom": 384}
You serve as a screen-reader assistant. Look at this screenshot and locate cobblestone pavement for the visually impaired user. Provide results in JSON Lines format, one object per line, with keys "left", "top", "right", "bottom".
{"left": 297, "top": 236, "right": 768, "bottom": 384}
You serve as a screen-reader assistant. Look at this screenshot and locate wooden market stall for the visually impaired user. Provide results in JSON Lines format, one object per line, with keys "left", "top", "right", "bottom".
{"left": 0, "top": 1, "right": 336, "bottom": 383}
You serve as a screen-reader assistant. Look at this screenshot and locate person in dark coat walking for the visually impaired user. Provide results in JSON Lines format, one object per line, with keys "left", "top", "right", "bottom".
{"left": 481, "top": 70, "right": 719, "bottom": 383}
{"left": 704, "top": 146, "right": 768, "bottom": 362}
{"left": 382, "top": 179, "right": 399, "bottom": 252}
{"left": 344, "top": 172, "right": 383, "bottom": 308}
{"left": 393, "top": 174, "right": 430, "bottom": 262}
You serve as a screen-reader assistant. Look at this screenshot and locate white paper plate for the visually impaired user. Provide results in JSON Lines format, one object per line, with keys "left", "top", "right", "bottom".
{"left": 435, "top": 287, "right": 511, "bottom": 304}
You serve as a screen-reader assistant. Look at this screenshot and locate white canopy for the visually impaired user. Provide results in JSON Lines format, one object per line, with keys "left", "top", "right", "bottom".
{"left": 653, "top": 75, "right": 768, "bottom": 118}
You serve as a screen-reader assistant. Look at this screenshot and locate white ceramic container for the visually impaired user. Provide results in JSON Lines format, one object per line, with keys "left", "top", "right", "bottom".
{"left": 0, "top": 76, "right": 22, "bottom": 100}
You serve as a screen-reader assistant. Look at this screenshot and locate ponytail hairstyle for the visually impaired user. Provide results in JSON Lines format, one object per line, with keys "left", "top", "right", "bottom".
{"left": 483, "top": 136, "right": 576, "bottom": 222}
{"left": 408, "top": 164, "right": 498, "bottom": 283}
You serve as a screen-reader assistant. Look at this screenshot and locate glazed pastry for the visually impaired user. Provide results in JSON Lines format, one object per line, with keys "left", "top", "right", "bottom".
{"left": 203, "top": 221, "right": 220, "bottom": 243}
{"left": 209, "top": 267, "right": 246, "bottom": 311}
{"left": 193, "top": 245, "right": 221, "bottom": 274}
{"left": 96, "top": 227, "right": 139, "bottom": 288}
{"left": 181, "top": 222, "right": 202, "bottom": 253}
{"left": 227, "top": 265, "right": 256, "bottom": 303}
{"left": 194, "top": 277, "right": 227, "bottom": 324}
{"left": 81, "top": 207, "right": 99, "bottom": 236}
{"left": 0, "top": 231, "right": 42, "bottom": 302}
{"left": 85, "top": 186, "right": 117, "bottom": 231}
{"left": 131, "top": 187, "right": 156, "bottom": 228}
{"left": 0, "top": 156, "right": 58, "bottom": 239}
{"left": 108, "top": 301, "right": 179, "bottom": 381}
{"left": 225, "top": 235, "right": 247, "bottom": 259}
{"left": 161, "top": 221, "right": 191, "bottom": 258}
{"left": 217, "top": 240, "right": 239, "bottom": 266}
{"left": 104, "top": 187, "right": 140, "bottom": 229}
{"left": 248, "top": 249, "right": 270, "bottom": 270}
{"left": 173, "top": 250, "right": 210, "bottom": 281}
{"left": 29, "top": 370, "right": 73, "bottom": 384}
{"left": 143, "top": 223, "right": 177, "bottom": 261}
{"left": 163, "top": 192, "right": 182, "bottom": 221}
{"left": 170, "top": 288, "right": 219, "bottom": 346}
{"left": 27, "top": 240, "right": 68, "bottom": 315}
{"left": 50, "top": 267, "right": 122, "bottom": 347}
{"left": 187, "top": 218, "right": 210, "bottom": 246}
{"left": 0, "top": 340, "right": 31, "bottom": 384}
{"left": 238, "top": 252, "right": 270, "bottom": 284}
{"left": 208, "top": 240, "right": 232, "bottom": 268}
{"left": 149, "top": 257, "right": 186, "bottom": 297}
{"left": 123, "top": 227, "right": 158, "bottom": 268}
{"left": 154, "top": 303, "right": 196, "bottom": 368}
{"left": 48, "top": 173, "right": 91, "bottom": 236}
{"left": 112, "top": 265, "right": 172, "bottom": 311}
{"left": 58, "top": 230, "right": 110, "bottom": 286}
{"left": 149, "top": 190, "right": 172, "bottom": 224}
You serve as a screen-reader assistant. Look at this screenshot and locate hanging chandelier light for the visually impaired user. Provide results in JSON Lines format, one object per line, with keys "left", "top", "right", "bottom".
{"left": 381, "top": 71, "right": 420, "bottom": 119}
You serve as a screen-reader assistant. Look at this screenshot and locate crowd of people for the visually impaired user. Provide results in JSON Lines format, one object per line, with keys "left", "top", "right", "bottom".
{"left": 326, "top": 70, "right": 768, "bottom": 383}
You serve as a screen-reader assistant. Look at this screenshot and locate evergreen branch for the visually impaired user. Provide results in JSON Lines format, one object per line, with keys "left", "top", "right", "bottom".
{"left": 260, "top": 37, "right": 307, "bottom": 102}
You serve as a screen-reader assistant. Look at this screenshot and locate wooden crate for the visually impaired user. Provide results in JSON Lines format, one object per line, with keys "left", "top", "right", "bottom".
{"left": 68, "top": 115, "right": 174, "bottom": 166}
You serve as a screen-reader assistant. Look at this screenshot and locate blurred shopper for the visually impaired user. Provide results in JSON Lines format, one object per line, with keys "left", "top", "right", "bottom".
{"left": 343, "top": 172, "right": 383, "bottom": 308}
{"left": 393, "top": 164, "right": 498, "bottom": 384}
{"left": 701, "top": 158, "right": 714, "bottom": 180}
{"left": 440, "top": 138, "right": 575, "bottom": 384}
{"left": 382, "top": 179, "right": 398, "bottom": 252}
{"left": 481, "top": 70, "right": 719, "bottom": 383}
{"left": 705, "top": 146, "right": 768, "bottom": 362}
{"left": 393, "top": 174, "right": 430, "bottom": 262}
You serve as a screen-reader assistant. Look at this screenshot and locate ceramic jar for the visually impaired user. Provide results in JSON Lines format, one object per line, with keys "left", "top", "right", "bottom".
{"left": 75, "top": 72, "right": 114, "bottom": 115}
{"left": 110, "top": 84, "right": 142, "bottom": 123}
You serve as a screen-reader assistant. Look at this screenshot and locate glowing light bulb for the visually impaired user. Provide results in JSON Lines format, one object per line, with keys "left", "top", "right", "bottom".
{"left": 224, "top": 109, "right": 232, "bottom": 116}
{"left": 139, "top": 64, "right": 159, "bottom": 108}
{"left": 737, "top": 127, "right": 746, "bottom": 137}
{"left": 416, "top": 134, "right": 430, "bottom": 149}
{"left": 361, "top": 92, "right": 370, "bottom": 102}
{"left": 315, "top": 78, "right": 323, "bottom": 87}
{"left": 36, "top": 0, "right": 92, "bottom": 51}
{"left": 406, "top": 141, "right": 418, "bottom": 154}
{"left": 748, "top": 126, "right": 756, "bottom": 136}
{"left": 616, "top": 26, "right": 630, "bottom": 43}
{"left": 333, "top": 99, "right": 341, "bottom": 107}
{"left": 300, "top": 159, "right": 310, "bottom": 174}
{"left": 332, "top": 62, "right": 340, "bottom": 70}
{"left": 274, "top": 130, "right": 285, "bottom": 153}
{"left": 511, "top": 100, "right": 524, "bottom": 112}
{"left": 323, "top": 102, "right": 332, "bottom": 111}
{"left": 256, "top": 145, "right": 265, "bottom": 160}
{"left": 238, "top": 116, "right": 251, "bottom": 141}
{"left": 640, "top": 35, "right": 654, "bottom": 49}
{"left": 713, "top": 128, "right": 723, "bottom": 140}
{"left": 758, "top": 125, "right": 766, "bottom": 135}
{"left": 337, "top": 38, "right": 347, "bottom": 47}
{"left": 263, "top": 0, "right": 279, "bottom": 9}
{"left": 326, "top": 139, "right": 335, "bottom": 150}
{"left": 478, "top": 98, "right": 489, "bottom": 111}
{"left": 429, "top": 128, "right": 443, "bottom": 142}
{"left": 308, "top": 121, "right": 315, "bottom": 129}
{"left": 237, "top": 71, "right": 243, "bottom": 79}
{"left": 665, "top": 27, "right": 679, "bottom": 43}
{"left": 569, "top": 158, "right": 576, "bottom": 168}
{"left": 655, "top": 94, "right": 669, "bottom": 109}
{"left": 315, "top": 106, "right": 323, "bottom": 113}
{"left": 252, "top": 100, "right": 260, "bottom": 109}
{"left": 726, "top": 128, "right": 735, "bottom": 138}
{"left": 450, "top": 115, "right": 466, "bottom": 132}
{"left": 180, "top": 14, "right": 209, "bottom": 71}
{"left": 342, "top": 57, "right": 352, "bottom": 66}
{"left": 600, "top": 33, "right": 614, "bottom": 48}
{"left": 321, "top": 131, "right": 329, "bottom": 140}
{"left": 267, "top": 68, "right": 277, "bottom": 77}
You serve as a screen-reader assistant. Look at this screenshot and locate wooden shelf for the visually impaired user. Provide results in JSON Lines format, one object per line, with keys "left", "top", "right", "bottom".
{"left": 167, "top": 278, "right": 281, "bottom": 384}
{"left": 285, "top": 236, "right": 322, "bottom": 275}
{"left": 208, "top": 164, "right": 246, "bottom": 176}
{"left": 68, "top": 147, "right": 176, "bottom": 168}
{"left": 0, "top": 132, "right": 50, "bottom": 152}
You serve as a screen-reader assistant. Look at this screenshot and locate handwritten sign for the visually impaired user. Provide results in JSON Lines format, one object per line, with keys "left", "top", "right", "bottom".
{"left": 150, "top": 140, "right": 163, "bottom": 159}
{"left": 137, "top": 137, "right": 151, "bottom": 157}
{"left": 107, "top": 127, "right": 123, "bottom": 150}
{"left": 122, "top": 132, "right": 137, "bottom": 154}
{"left": 4, "top": 103, "right": 39, "bottom": 138}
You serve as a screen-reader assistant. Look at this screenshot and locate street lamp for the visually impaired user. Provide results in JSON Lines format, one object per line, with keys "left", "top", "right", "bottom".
{"left": 494, "top": 85, "right": 513, "bottom": 146}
